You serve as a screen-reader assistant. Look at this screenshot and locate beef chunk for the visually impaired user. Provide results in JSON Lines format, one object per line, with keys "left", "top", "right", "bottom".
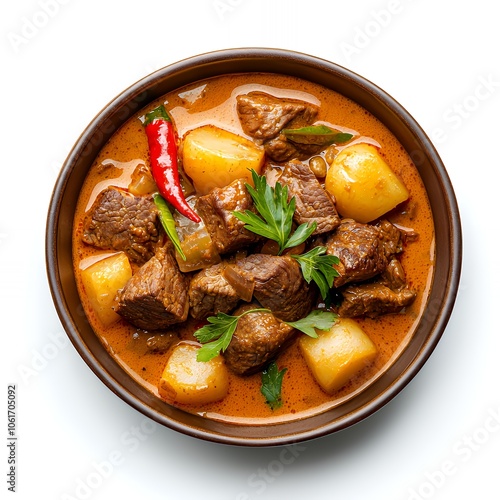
{"left": 196, "top": 178, "right": 262, "bottom": 254}
{"left": 128, "top": 330, "right": 178, "bottom": 355}
{"left": 236, "top": 92, "right": 318, "bottom": 142}
{"left": 145, "top": 332, "right": 178, "bottom": 353}
{"left": 237, "top": 92, "right": 321, "bottom": 162}
{"left": 82, "top": 187, "right": 159, "bottom": 264}
{"left": 115, "top": 243, "right": 189, "bottom": 330}
{"left": 188, "top": 262, "right": 241, "bottom": 319}
{"left": 377, "top": 219, "right": 404, "bottom": 257}
{"left": 223, "top": 304, "right": 296, "bottom": 375}
{"left": 278, "top": 160, "right": 341, "bottom": 234}
{"left": 131, "top": 319, "right": 200, "bottom": 354}
{"left": 379, "top": 257, "right": 409, "bottom": 290}
{"left": 338, "top": 284, "right": 416, "bottom": 318}
{"left": 326, "top": 219, "right": 403, "bottom": 287}
{"left": 224, "top": 254, "right": 315, "bottom": 322}
{"left": 338, "top": 257, "right": 416, "bottom": 317}
{"left": 264, "top": 135, "right": 327, "bottom": 163}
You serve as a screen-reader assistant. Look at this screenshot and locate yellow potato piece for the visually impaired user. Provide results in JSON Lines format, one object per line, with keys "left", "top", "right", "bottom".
{"left": 325, "top": 143, "right": 409, "bottom": 223}
{"left": 299, "top": 318, "right": 378, "bottom": 394}
{"left": 182, "top": 125, "right": 265, "bottom": 195}
{"left": 159, "top": 343, "right": 229, "bottom": 405}
{"left": 80, "top": 252, "right": 132, "bottom": 326}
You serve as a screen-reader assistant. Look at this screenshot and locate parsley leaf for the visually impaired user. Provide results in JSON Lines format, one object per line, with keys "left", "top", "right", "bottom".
{"left": 233, "top": 170, "right": 316, "bottom": 255}
{"left": 291, "top": 246, "right": 340, "bottom": 300}
{"left": 153, "top": 194, "right": 186, "bottom": 260}
{"left": 261, "top": 361, "right": 287, "bottom": 410}
{"left": 194, "top": 312, "right": 239, "bottom": 362}
{"left": 194, "top": 308, "right": 270, "bottom": 362}
{"left": 285, "top": 310, "right": 337, "bottom": 338}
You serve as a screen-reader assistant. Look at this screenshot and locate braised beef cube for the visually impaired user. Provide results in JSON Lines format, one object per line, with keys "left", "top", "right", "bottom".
{"left": 263, "top": 134, "right": 327, "bottom": 162}
{"left": 377, "top": 220, "right": 404, "bottom": 257}
{"left": 82, "top": 187, "right": 159, "bottom": 264}
{"left": 143, "top": 318, "right": 197, "bottom": 353}
{"left": 236, "top": 92, "right": 318, "bottom": 142}
{"left": 224, "top": 254, "right": 315, "bottom": 322}
{"left": 145, "top": 332, "right": 178, "bottom": 353}
{"left": 237, "top": 92, "right": 321, "bottom": 162}
{"left": 115, "top": 243, "right": 189, "bottom": 330}
{"left": 278, "top": 160, "right": 341, "bottom": 234}
{"left": 379, "top": 257, "right": 409, "bottom": 290}
{"left": 128, "top": 330, "right": 178, "bottom": 355}
{"left": 188, "top": 262, "right": 241, "bottom": 319}
{"left": 338, "top": 283, "right": 416, "bottom": 318}
{"left": 224, "top": 304, "right": 296, "bottom": 375}
{"left": 338, "top": 255, "right": 416, "bottom": 318}
{"left": 195, "top": 178, "right": 262, "bottom": 254}
{"left": 326, "top": 219, "right": 402, "bottom": 287}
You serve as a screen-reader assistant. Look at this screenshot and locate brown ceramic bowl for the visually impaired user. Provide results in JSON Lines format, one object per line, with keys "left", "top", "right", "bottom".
{"left": 46, "top": 48, "right": 462, "bottom": 446}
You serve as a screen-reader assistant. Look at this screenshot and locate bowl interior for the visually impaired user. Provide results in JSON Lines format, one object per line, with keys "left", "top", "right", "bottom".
{"left": 46, "top": 48, "right": 462, "bottom": 446}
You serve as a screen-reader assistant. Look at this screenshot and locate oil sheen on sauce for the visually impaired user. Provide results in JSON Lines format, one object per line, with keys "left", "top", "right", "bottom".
{"left": 72, "top": 73, "right": 435, "bottom": 425}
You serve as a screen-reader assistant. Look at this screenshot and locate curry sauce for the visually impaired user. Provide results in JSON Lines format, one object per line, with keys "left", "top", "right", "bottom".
{"left": 72, "top": 73, "right": 435, "bottom": 425}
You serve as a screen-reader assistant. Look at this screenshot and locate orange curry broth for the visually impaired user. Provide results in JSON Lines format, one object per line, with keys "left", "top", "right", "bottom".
{"left": 72, "top": 73, "right": 435, "bottom": 425}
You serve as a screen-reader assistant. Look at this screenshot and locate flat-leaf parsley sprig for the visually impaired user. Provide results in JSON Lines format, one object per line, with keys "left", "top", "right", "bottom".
{"left": 261, "top": 361, "right": 287, "bottom": 410}
{"left": 286, "top": 310, "right": 338, "bottom": 339}
{"left": 291, "top": 246, "right": 340, "bottom": 300}
{"left": 234, "top": 170, "right": 340, "bottom": 299}
{"left": 194, "top": 308, "right": 337, "bottom": 362}
{"left": 233, "top": 169, "right": 317, "bottom": 255}
{"left": 194, "top": 308, "right": 269, "bottom": 362}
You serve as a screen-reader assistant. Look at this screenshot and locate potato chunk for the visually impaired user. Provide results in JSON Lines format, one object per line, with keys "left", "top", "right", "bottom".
{"left": 80, "top": 252, "right": 132, "bottom": 326}
{"left": 325, "top": 143, "right": 409, "bottom": 223}
{"left": 299, "top": 318, "right": 378, "bottom": 394}
{"left": 182, "top": 125, "right": 265, "bottom": 195}
{"left": 159, "top": 343, "right": 229, "bottom": 405}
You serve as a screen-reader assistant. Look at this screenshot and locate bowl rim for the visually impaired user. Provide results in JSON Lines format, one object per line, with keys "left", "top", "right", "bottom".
{"left": 46, "top": 47, "right": 462, "bottom": 446}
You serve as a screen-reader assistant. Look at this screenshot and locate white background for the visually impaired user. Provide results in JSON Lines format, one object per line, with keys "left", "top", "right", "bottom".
{"left": 2, "top": 1, "right": 499, "bottom": 499}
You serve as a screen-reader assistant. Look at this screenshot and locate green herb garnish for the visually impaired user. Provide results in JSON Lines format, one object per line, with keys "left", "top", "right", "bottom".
{"left": 153, "top": 193, "right": 186, "bottom": 260}
{"left": 233, "top": 170, "right": 316, "bottom": 255}
{"left": 291, "top": 246, "right": 340, "bottom": 300}
{"left": 285, "top": 310, "right": 337, "bottom": 338}
{"left": 261, "top": 361, "right": 287, "bottom": 410}
{"left": 194, "top": 308, "right": 270, "bottom": 362}
{"left": 282, "top": 125, "right": 353, "bottom": 146}
{"left": 194, "top": 308, "right": 337, "bottom": 362}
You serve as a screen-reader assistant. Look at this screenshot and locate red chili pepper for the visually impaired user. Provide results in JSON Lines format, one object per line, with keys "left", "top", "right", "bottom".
{"left": 143, "top": 104, "right": 201, "bottom": 223}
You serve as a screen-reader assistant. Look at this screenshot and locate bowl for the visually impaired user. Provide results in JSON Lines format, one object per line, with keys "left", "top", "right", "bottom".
{"left": 46, "top": 48, "right": 462, "bottom": 446}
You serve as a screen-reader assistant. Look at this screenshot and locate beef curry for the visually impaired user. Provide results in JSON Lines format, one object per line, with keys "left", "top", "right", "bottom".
{"left": 72, "top": 73, "right": 434, "bottom": 425}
